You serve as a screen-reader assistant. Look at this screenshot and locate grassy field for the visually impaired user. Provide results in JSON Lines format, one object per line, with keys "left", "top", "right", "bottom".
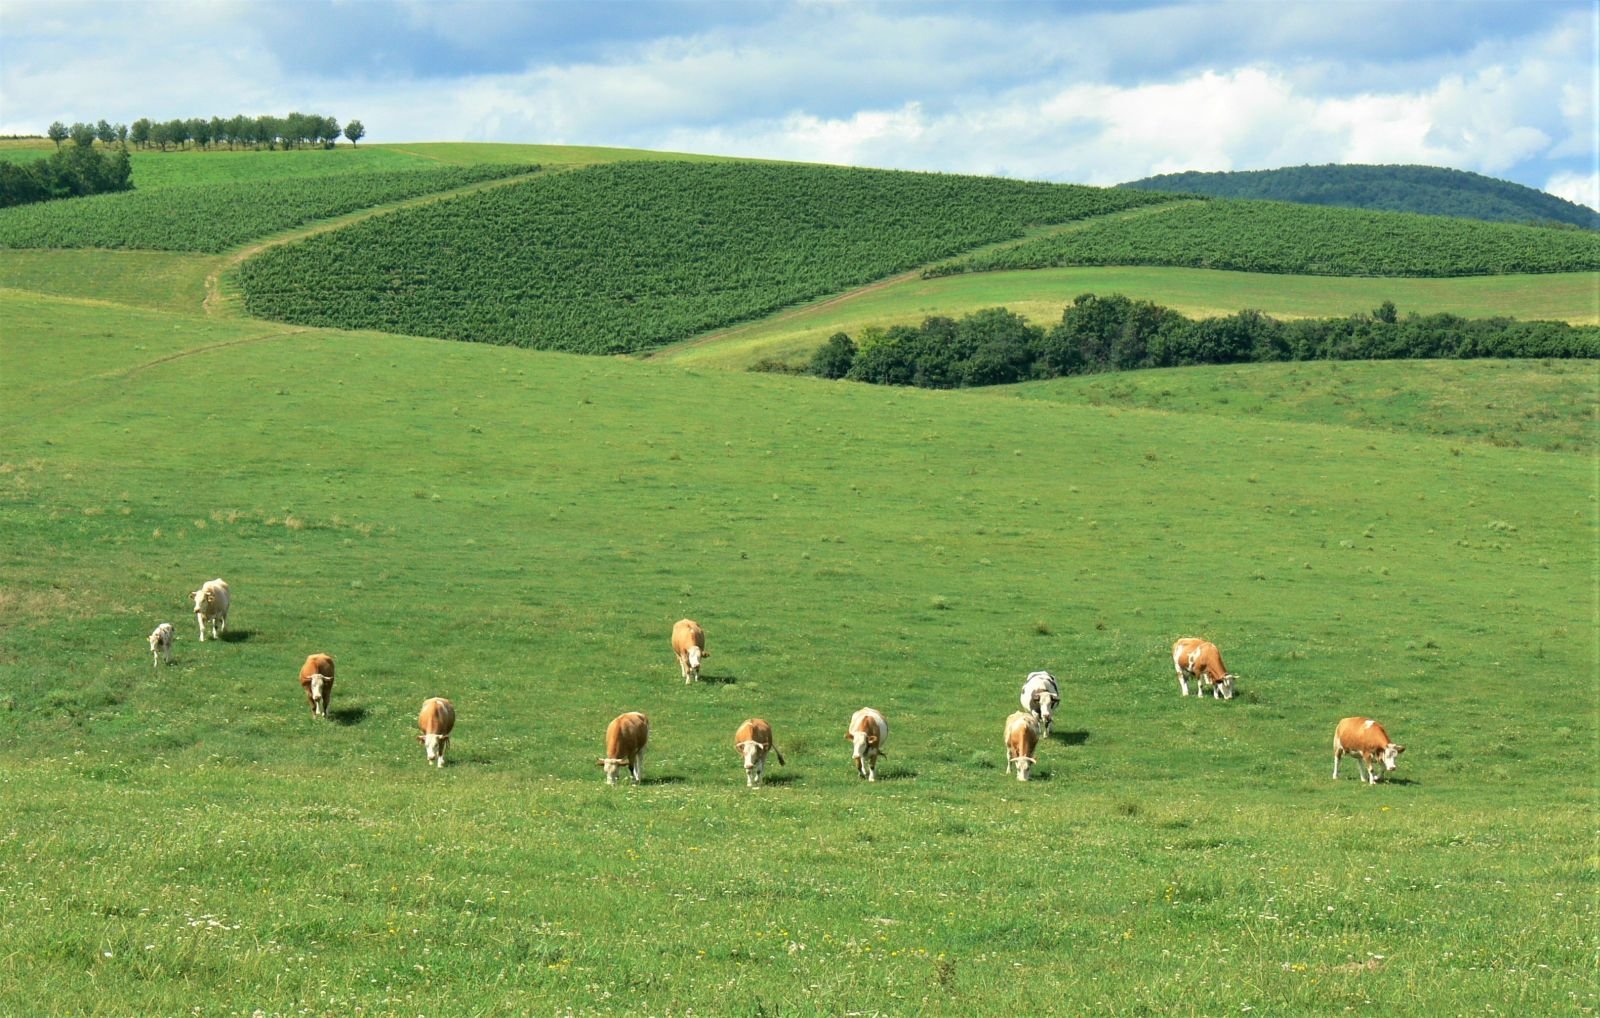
{"left": 2, "top": 282, "right": 1594, "bottom": 1015}
{"left": 1008, "top": 358, "right": 1600, "bottom": 453}
{"left": 653, "top": 266, "right": 1600, "bottom": 369}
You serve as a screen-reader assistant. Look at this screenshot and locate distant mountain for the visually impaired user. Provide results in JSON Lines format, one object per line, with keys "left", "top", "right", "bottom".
{"left": 1117, "top": 164, "right": 1600, "bottom": 230}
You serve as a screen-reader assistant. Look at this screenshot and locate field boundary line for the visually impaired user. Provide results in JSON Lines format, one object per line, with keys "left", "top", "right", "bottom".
{"left": 645, "top": 200, "right": 1203, "bottom": 361}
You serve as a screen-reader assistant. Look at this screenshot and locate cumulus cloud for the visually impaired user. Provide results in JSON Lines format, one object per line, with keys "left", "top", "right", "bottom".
{"left": 0, "top": 0, "right": 1593, "bottom": 201}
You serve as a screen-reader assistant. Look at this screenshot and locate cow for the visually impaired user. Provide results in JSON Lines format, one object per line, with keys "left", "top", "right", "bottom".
{"left": 846, "top": 707, "right": 887, "bottom": 782}
{"left": 1333, "top": 717, "right": 1405, "bottom": 784}
{"left": 147, "top": 622, "right": 174, "bottom": 668}
{"left": 190, "top": 578, "right": 230, "bottom": 642}
{"left": 598, "top": 711, "right": 650, "bottom": 785}
{"left": 733, "top": 718, "right": 786, "bottom": 789}
{"left": 1172, "top": 637, "right": 1235, "bottom": 700}
{"left": 1004, "top": 711, "right": 1042, "bottom": 781}
{"left": 417, "top": 697, "right": 456, "bottom": 768}
{"left": 298, "top": 653, "right": 335, "bottom": 718}
{"left": 1019, "top": 670, "right": 1060, "bottom": 736}
{"left": 671, "top": 619, "right": 707, "bottom": 683}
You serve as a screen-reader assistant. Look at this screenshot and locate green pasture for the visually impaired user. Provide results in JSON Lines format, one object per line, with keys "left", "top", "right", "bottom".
{"left": 2, "top": 286, "right": 1594, "bottom": 1015}
{"left": 1011, "top": 358, "right": 1600, "bottom": 453}
{"left": 653, "top": 266, "right": 1600, "bottom": 370}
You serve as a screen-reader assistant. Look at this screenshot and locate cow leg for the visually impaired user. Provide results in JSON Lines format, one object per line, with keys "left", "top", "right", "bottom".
{"left": 1333, "top": 747, "right": 1342, "bottom": 780}
{"left": 1177, "top": 671, "right": 1190, "bottom": 696}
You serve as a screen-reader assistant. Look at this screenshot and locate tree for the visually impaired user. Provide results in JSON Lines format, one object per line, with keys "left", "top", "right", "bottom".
{"left": 47, "top": 121, "right": 68, "bottom": 149}
{"left": 809, "top": 332, "right": 856, "bottom": 379}
{"left": 69, "top": 122, "right": 97, "bottom": 148}
{"left": 344, "top": 119, "right": 365, "bottom": 147}
{"left": 129, "top": 118, "right": 151, "bottom": 149}
{"left": 95, "top": 119, "right": 115, "bottom": 145}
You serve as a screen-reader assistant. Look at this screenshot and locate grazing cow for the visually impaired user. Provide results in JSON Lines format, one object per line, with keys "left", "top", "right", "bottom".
{"left": 733, "top": 718, "right": 786, "bottom": 789}
{"left": 1004, "top": 710, "right": 1042, "bottom": 781}
{"left": 147, "top": 622, "right": 174, "bottom": 668}
{"left": 190, "top": 578, "right": 230, "bottom": 642}
{"left": 1019, "top": 670, "right": 1061, "bottom": 736}
{"left": 417, "top": 697, "right": 456, "bottom": 768}
{"left": 298, "top": 653, "right": 335, "bottom": 718}
{"left": 1333, "top": 717, "right": 1405, "bottom": 785}
{"left": 1172, "top": 637, "right": 1236, "bottom": 700}
{"left": 598, "top": 711, "right": 650, "bottom": 785}
{"left": 845, "top": 707, "right": 887, "bottom": 782}
{"left": 671, "top": 619, "right": 707, "bottom": 683}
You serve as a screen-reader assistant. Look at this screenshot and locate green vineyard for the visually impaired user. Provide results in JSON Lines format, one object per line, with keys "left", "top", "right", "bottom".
{"left": 235, "top": 161, "right": 1177, "bottom": 354}
{"left": 930, "top": 198, "right": 1600, "bottom": 278}
{"left": 0, "top": 164, "right": 535, "bottom": 253}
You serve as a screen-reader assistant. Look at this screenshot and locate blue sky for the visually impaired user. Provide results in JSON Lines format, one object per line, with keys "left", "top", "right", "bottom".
{"left": 3, "top": 0, "right": 1596, "bottom": 208}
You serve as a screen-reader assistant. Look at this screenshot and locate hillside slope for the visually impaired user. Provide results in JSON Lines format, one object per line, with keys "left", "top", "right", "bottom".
{"left": 1118, "top": 163, "right": 1600, "bottom": 230}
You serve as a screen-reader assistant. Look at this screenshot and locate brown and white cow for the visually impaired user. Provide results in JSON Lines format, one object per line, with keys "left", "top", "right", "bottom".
{"left": 1003, "top": 711, "right": 1042, "bottom": 781}
{"left": 671, "top": 619, "right": 707, "bottom": 683}
{"left": 298, "top": 653, "right": 335, "bottom": 718}
{"left": 190, "top": 578, "right": 230, "bottom": 642}
{"left": 598, "top": 711, "right": 650, "bottom": 785}
{"left": 846, "top": 707, "right": 887, "bottom": 782}
{"left": 1172, "top": 637, "right": 1236, "bottom": 700}
{"left": 147, "top": 622, "right": 174, "bottom": 668}
{"left": 417, "top": 697, "right": 456, "bottom": 768}
{"left": 1019, "top": 670, "right": 1060, "bottom": 736}
{"left": 1333, "top": 716, "right": 1405, "bottom": 784}
{"left": 733, "top": 718, "right": 786, "bottom": 789}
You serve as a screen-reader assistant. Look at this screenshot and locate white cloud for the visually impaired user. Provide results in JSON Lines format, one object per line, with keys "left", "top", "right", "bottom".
{"left": 1544, "top": 171, "right": 1599, "bottom": 212}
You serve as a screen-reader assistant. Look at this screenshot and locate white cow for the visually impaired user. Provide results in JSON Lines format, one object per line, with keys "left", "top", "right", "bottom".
{"left": 147, "top": 623, "right": 174, "bottom": 668}
{"left": 1019, "top": 670, "right": 1060, "bottom": 736}
{"left": 190, "top": 578, "right": 230, "bottom": 642}
{"left": 846, "top": 707, "right": 888, "bottom": 782}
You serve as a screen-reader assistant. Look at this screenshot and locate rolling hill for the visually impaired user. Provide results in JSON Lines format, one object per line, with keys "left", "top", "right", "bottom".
{"left": 1118, "top": 163, "right": 1600, "bottom": 230}
{"left": 0, "top": 142, "right": 1595, "bottom": 1015}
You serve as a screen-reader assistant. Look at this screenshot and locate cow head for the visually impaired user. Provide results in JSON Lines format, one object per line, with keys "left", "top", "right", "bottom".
{"left": 190, "top": 589, "right": 207, "bottom": 612}
{"left": 419, "top": 732, "right": 449, "bottom": 767}
{"left": 1380, "top": 742, "right": 1405, "bottom": 773}
{"left": 1012, "top": 754, "right": 1036, "bottom": 781}
{"left": 736, "top": 739, "right": 766, "bottom": 786}
{"left": 597, "top": 756, "right": 629, "bottom": 784}
{"left": 1216, "top": 674, "right": 1236, "bottom": 700}
{"left": 309, "top": 675, "right": 329, "bottom": 716}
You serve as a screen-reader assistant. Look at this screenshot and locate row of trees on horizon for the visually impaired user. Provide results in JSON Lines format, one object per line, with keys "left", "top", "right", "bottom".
{"left": 45, "top": 113, "right": 366, "bottom": 152}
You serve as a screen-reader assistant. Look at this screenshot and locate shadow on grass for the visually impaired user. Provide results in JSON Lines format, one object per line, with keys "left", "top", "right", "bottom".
{"left": 756, "top": 771, "right": 801, "bottom": 786}
{"left": 329, "top": 706, "right": 368, "bottom": 726}
{"left": 217, "top": 629, "right": 254, "bottom": 643}
{"left": 1054, "top": 730, "right": 1090, "bottom": 745}
{"left": 639, "top": 775, "right": 687, "bottom": 786}
{"left": 693, "top": 673, "right": 737, "bottom": 686}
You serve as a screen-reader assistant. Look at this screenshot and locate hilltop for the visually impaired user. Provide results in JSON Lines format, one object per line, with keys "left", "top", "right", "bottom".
{"left": 1118, "top": 163, "right": 1600, "bottom": 230}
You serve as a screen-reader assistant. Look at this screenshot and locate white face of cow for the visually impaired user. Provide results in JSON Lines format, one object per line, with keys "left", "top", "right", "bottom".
{"left": 1014, "top": 755, "right": 1034, "bottom": 781}
{"left": 738, "top": 741, "right": 765, "bottom": 786}
{"left": 422, "top": 733, "right": 448, "bottom": 767}
{"left": 1381, "top": 743, "right": 1404, "bottom": 772}
{"left": 1217, "top": 675, "right": 1235, "bottom": 700}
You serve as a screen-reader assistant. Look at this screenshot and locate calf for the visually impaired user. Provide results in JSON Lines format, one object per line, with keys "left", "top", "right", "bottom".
{"left": 417, "top": 697, "right": 456, "bottom": 768}
{"left": 1172, "top": 637, "right": 1235, "bottom": 699}
{"left": 147, "top": 622, "right": 174, "bottom": 668}
{"left": 599, "top": 711, "right": 650, "bottom": 785}
{"left": 1019, "top": 670, "right": 1060, "bottom": 736}
{"left": 671, "top": 619, "right": 707, "bottom": 683}
{"left": 846, "top": 707, "right": 887, "bottom": 782}
{"left": 190, "top": 578, "right": 230, "bottom": 642}
{"left": 1333, "top": 717, "right": 1405, "bottom": 784}
{"left": 733, "top": 718, "right": 786, "bottom": 789}
{"left": 1004, "top": 711, "right": 1042, "bottom": 781}
{"left": 298, "top": 653, "right": 335, "bottom": 718}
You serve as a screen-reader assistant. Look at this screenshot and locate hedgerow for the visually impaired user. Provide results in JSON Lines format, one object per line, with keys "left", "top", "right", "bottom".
{"left": 802, "top": 295, "right": 1599, "bottom": 388}
{"left": 927, "top": 198, "right": 1600, "bottom": 278}
{"left": 234, "top": 161, "right": 1176, "bottom": 354}
{"left": 0, "top": 164, "right": 535, "bottom": 253}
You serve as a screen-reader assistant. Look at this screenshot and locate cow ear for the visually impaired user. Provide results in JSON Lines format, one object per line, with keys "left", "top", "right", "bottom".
{"left": 416, "top": 734, "right": 425, "bottom": 743}
{"left": 1394, "top": 744, "right": 1406, "bottom": 754}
